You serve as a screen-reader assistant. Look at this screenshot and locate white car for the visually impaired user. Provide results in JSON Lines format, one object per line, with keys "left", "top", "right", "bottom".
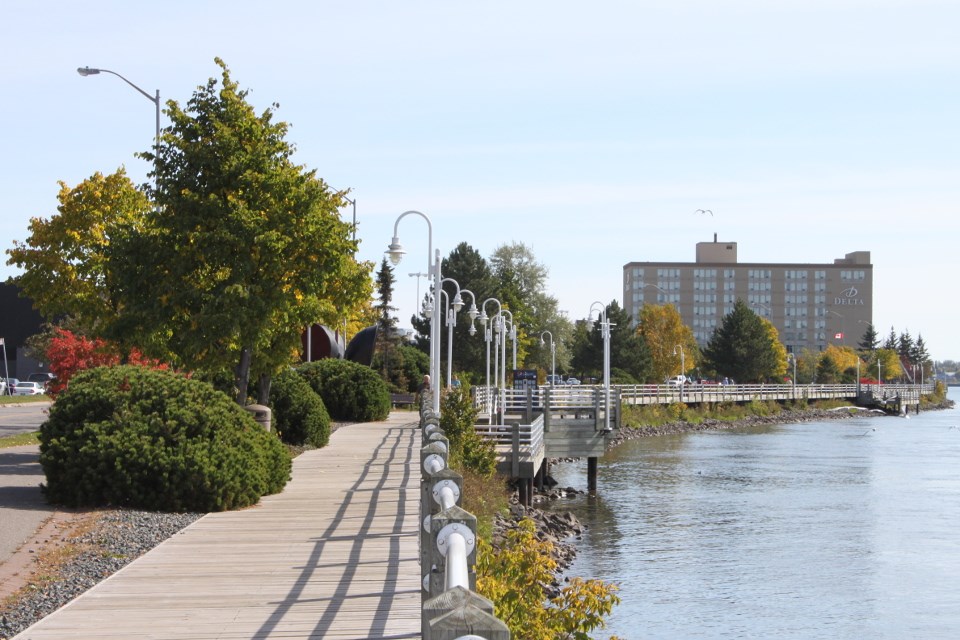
{"left": 13, "top": 381, "right": 46, "bottom": 396}
{"left": 565, "top": 377, "right": 581, "bottom": 385}
{"left": 666, "top": 375, "right": 687, "bottom": 386}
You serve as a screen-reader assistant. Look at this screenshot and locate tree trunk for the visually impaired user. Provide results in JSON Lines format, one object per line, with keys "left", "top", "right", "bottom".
{"left": 256, "top": 373, "right": 271, "bottom": 406}
{"left": 235, "top": 347, "right": 252, "bottom": 405}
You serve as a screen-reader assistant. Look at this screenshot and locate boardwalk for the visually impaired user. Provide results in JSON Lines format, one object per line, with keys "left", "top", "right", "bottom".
{"left": 14, "top": 413, "right": 422, "bottom": 640}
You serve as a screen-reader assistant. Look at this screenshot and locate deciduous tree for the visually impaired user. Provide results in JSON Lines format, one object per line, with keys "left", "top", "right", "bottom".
{"left": 638, "top": 304, "right": 697, "bottom": 382}
{"left": 112, "top": 59, "right": 371, "bottom": 403}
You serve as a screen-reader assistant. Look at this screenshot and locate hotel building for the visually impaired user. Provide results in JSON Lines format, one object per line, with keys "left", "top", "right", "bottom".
{"left": 622, "top": 236, "right": 873, "bottom": 353}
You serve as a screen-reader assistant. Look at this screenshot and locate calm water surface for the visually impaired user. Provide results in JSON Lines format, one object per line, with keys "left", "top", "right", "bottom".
{"left": 548, "top": 389, "right": 960, "bottom": 639}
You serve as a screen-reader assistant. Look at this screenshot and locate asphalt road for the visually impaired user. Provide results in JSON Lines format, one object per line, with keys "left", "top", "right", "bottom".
{"left": 0, "top": 401, "right": 51, "bottom": 438}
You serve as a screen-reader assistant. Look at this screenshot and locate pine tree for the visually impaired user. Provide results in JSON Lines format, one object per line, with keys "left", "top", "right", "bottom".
{"left": 703, "top": 299, "right": 783, "bottom": 382}
{"left": 374, "top": 258, "right": 404, "bottom": 390}
{"left": 857, "top": 323, "right": 879, "bottom": 351}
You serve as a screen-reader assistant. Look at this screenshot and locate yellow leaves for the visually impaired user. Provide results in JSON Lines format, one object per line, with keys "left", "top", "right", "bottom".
{"left": 476, "top": 518, "right": 620, "bottom": 639}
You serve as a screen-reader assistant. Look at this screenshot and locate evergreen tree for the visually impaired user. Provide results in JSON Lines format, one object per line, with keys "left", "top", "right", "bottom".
{"left": 883, "top": 326, "right": 898, "bottom": 350}
{"left": 703, "top": 299, "right": 782, "bottom": 382}
{"left": 374, "top": 258, "right": 405, "bottom": 391}
{"left": 898, "top": 331, "right": 915, "bottom": 362}
{"left": 857, "top": 323, "right": 879, "bottom": 351}
{"left": 571, "top": 301, "right": 650, "bottom": 382}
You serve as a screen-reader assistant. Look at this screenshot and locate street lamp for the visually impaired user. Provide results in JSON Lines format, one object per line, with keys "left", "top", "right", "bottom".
{"left": 77, "top": 66, "right": 160, "bottom": 156}
{"left": 540, "top": 331, "right": 556, "bottom": 386}
{"left": 787, "top": 353, "right": 797, "bottom": 393}
{"left": 478, "top": 298, "right": 502, "bottom": 423}
{"left": 674, "top": 344, "right": 685, "bottom": 401}
{"left": 590, "top": 302, "right": 612, "bottom": 432}
{"left": 439, "top": 277, "right": 477, "bottom": 388}
{"left": 387, "top": 211, "right": 441, "bottom": 414}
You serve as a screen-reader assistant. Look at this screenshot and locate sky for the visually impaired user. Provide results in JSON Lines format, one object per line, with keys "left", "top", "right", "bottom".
{"left": 2, "top": 1, "right": 959, "bottom": 360}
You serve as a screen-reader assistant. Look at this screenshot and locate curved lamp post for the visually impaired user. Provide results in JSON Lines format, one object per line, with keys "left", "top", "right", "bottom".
{"left": 478, "top": 298, "right": 502, "bottom": 423}
{"left": 590, "top": 302, "right": 612, "bottom": 432}
{"left": 674, "top": 344, "right": 685, "bottom": 402}
{"left": 387, "top": 211, "right": 441, "bottom": 413}
{"left": 77, "top": 66, "right": 160, "bottom": 154}
{"left": 787, "top": 353, "right": 797, "bottom": 397}
{"left": 540, "top": 331, "right": 556, "bottom": 386}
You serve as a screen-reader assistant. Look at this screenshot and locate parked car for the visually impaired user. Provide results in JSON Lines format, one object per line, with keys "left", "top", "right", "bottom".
{"left": 14, "top": 381, "right": 46, "bottom": 396}
{"left": 565, "top": 377, "right": 581, "bottom": 385}
{"left": 27, "top": 372, "right": 55, "bottom": 388}
{"left": 666, "top": 375, "right": 687, "bottom": 386}
{"left": 546, "top": 374, "right": 563, "bottom": 385}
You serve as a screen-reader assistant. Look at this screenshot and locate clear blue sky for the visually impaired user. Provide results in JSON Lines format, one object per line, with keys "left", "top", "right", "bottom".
{"left": 3, "top": 1, "right": 958, "bottom": 361}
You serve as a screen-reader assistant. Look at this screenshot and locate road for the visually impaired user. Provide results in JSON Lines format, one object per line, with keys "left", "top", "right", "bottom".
{"left": 0, "top": 401, "right": 50, "bottom": 438}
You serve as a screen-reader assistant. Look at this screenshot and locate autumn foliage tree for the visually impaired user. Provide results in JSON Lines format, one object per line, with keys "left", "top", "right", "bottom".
{"left": 110, "top": 59, "right": 371, "bottom": 404}
{"left": 638, "top": 304, "right": 697, "bottom": 382}
{"left": 44, "top": 328, "right": 167, "bottom": 398}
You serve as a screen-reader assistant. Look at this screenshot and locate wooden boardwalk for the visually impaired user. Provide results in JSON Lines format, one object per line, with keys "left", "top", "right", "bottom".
{"left": 14, "top": 413, "right": 422, "bottom": 640}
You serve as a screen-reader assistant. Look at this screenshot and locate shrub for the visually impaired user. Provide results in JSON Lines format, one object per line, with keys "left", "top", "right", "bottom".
{"left": 295, "top": 359, "right": 391, "bottom": 422}
{"left": 440, "top": 383, "right": 496, "bottom": 477}
{"left": 40, "top": 365, "right": 290, "bottom": 512}
{"left": 269, "top": 368, "right": 331, "bottom": 447}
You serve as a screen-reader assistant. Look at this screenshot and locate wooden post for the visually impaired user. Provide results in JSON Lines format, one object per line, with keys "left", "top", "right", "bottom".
{"left": 587, "top": 456, "right": 598, "bottom": 491}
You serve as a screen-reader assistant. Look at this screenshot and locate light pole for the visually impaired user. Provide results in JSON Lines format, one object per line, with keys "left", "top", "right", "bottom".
{"left": 540, "top": 331, "right": 556, "bottom": 386}
{"left": 478, "top": 298, "right": 502, "bottom": 423}
{"left": 499, "top": 309, "right": 514, "bottom": 425}
{"left": 787, "top": 353, "right": 797, "bottom": 395}
{"left": 77, "top": 66, "right": 160, "bottom": 164}
{"left": 590, "top": 302, "right": 612, "bottom": 432}
{"left": 674, "top": 344, "right": 685, "bottom": 402}
{"left": 409, "top": 272, "right": 429, "bottom": 312}
{"left": 387, "top": 211, "right": 441, "bottom": 414}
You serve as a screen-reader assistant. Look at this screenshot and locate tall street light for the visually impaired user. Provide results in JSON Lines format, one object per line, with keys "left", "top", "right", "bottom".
{"left": 77, "top": 66, "right": 160, "bottom": 156}
{"left": 590, "top": 302, "right": 612, "bottom": 433}
{"left": 387, "top": 211, "right": 441, "bottom": 414}
{"left": 787, "top": 353, "right": 797, "bottom": 394}
{"left": 541, "top": 331, "right": 556, "bottom": 386}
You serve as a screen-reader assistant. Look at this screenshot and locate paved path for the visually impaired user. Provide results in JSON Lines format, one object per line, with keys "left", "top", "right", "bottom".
{"left": 0, "top": 445, "right": 53, "bottom": 565}
{"left": 12, "top": 412, "right": 422, "bottom": 640}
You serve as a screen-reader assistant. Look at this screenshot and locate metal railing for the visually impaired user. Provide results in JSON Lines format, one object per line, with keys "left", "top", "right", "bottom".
{"left": 418, "top": 404, "right": 510, "bottom": 640}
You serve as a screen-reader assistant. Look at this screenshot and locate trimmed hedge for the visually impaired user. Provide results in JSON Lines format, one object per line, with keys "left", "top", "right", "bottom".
{"left": 269, "top": 368, "right": 331, "bottom": 447}
{"left": 296, "top": 359, "right": 391, "bottom": 422}
{"left": 40, "top": 365, "right": 291, "bottom": 512}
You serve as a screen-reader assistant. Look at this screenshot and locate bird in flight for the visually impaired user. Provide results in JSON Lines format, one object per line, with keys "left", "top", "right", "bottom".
{"left": 694, "top": 209, "right": 713, "bottom": 216}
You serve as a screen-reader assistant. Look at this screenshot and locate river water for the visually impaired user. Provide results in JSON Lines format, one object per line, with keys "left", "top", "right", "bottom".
{"left": 547, "top": 389, "right": 960, "bottom": 639}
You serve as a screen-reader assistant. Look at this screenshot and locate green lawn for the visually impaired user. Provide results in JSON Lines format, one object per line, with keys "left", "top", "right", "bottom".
{"left": 0, "top": 431, "right": 40, "bottom": 448}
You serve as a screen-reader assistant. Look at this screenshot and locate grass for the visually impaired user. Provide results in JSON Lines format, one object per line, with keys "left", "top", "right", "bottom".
{"left": 0, "top": 431, "right": 40, "bottom": 448}
{"left": 0, "top": 394, "right": 51, "bottom": 405}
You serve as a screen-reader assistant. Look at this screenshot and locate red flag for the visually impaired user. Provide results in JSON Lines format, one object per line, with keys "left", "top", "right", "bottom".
{"left": 834, "top": 332, "right": 843, "bottom": 339}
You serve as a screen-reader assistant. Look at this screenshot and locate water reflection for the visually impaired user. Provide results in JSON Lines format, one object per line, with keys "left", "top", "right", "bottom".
{"left": 547, "top": 395, "right": 960, "bottom": 639}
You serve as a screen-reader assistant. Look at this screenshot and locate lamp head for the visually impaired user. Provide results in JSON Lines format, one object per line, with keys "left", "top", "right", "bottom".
{"left": 423, "top": 297, "right": 434, "bottom": 319}
{"left": 467, "top": 304, "right": 479, "bottom": 322}
{"left": 77, "top": 67, "right": 101, "bottom": 77}
{"left": 452, "top": 292, "right": 464, "bottom": 312}
{"left": 477, "top": 309, "right": 488, "bottom": 323}
{"left": 386, "top": 237, "right": 405, "bottom": 265}
{"left": 540, "top": 337, "right": 545, "bottom": 347}
{"left": 469, "top": 323, "right": 477, "bottom": 336}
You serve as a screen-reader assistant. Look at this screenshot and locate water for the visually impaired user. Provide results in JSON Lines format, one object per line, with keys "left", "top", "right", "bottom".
{"left": 547, "top": 389, "right": 960, "bottom": 639}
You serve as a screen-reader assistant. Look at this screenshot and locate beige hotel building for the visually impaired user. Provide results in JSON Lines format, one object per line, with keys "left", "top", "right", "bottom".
{"left": 623, "top": 236, "right": 873, "bottom": 353}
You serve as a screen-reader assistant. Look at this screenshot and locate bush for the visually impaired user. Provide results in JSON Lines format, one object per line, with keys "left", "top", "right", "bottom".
{"left": 295, "top": 359, "right": 391, "bottom": 422}
{"left": 440, "top": 383, "right": 496, "bottom": 477}
{"left": 40, "top": 365, "right": 290, "bottom": 512}
{"left": 269, "top": 368, "right": 331, "bottom": 447}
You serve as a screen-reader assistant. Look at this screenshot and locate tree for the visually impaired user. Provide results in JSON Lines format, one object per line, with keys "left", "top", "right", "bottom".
{"left": 820, "top": 344, "right": 862, "bottom": 382}
{"left": 374, "top": 258, "right": 404, "bottom": 390}
{"left": 882, "top": 327, "right": 898, "bottom": 350}
{"left": 111, "top": 59, "right": 371, "bottom": 404}
{"left": 6, "top": 169, "right": 151, "bottom": 335}
{"left": 866, "top": 348, "right": 902, "bottom": 382}
{"left": 703, "top": 299, "right": 783, "bottom": 382}
{"left": 571, "top": 301, "right": 649, "bottom": 383}
{"left": 857, "top": 323, "right": 879, "bottom": 351}
{"left": 638, "top": 304, "right": 697, "bottom": 382}
{"left": 760, "top": 318, "right": 788, "bottom": 381}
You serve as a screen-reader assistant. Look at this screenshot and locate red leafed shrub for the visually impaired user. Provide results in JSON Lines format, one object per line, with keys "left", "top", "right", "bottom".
{"left": 45, "top": 328, "right": 168, "bottom": 397}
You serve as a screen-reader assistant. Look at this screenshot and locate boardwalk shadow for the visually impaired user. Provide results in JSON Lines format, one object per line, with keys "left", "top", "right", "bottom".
{"left": 255, "top": 423, "right": 419, "bottom": 639}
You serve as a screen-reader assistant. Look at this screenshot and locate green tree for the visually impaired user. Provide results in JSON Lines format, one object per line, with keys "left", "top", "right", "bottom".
{"left": 638, "top": 304, "right": 697, "bottom": 382}
{"left": 6, "top": 169, "right": 151, "bottom": 336}
{"left": 374, "top": 258, "right": 405, "bottom": 391}
{"left": 110, "top": 59, "right": 371, "bottom": 404}
{"left": 572, "top": 301, "right": 649, "bottom": 382}
{"left": 703, "top": 299, "right": 783, "bottom": 382}
{"left": 857, "top": 323, "right": 879, "bottom": 351}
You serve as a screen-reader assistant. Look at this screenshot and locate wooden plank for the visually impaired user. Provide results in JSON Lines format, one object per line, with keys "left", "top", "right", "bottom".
{"left": 12, "top": 413, "right": 423, "bottom": 640}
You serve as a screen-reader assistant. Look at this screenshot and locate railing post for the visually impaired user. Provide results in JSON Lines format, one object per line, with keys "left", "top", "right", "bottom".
{"left": 423, "top": 586, "right": 510, "bottom": 640}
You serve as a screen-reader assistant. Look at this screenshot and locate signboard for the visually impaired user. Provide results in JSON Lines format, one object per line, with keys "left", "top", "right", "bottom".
{"left": 512, "top": 369, "right": 538, "bottom": 391}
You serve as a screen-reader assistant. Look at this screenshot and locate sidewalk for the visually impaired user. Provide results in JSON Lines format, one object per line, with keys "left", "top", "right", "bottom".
{"left": 12, "top": 412, "right": 422, "bottom": 640}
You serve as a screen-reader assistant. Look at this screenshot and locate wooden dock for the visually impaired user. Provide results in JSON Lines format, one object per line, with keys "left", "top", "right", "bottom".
{"left": 13, "top": 413, "right": 422, "bottom": 640}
